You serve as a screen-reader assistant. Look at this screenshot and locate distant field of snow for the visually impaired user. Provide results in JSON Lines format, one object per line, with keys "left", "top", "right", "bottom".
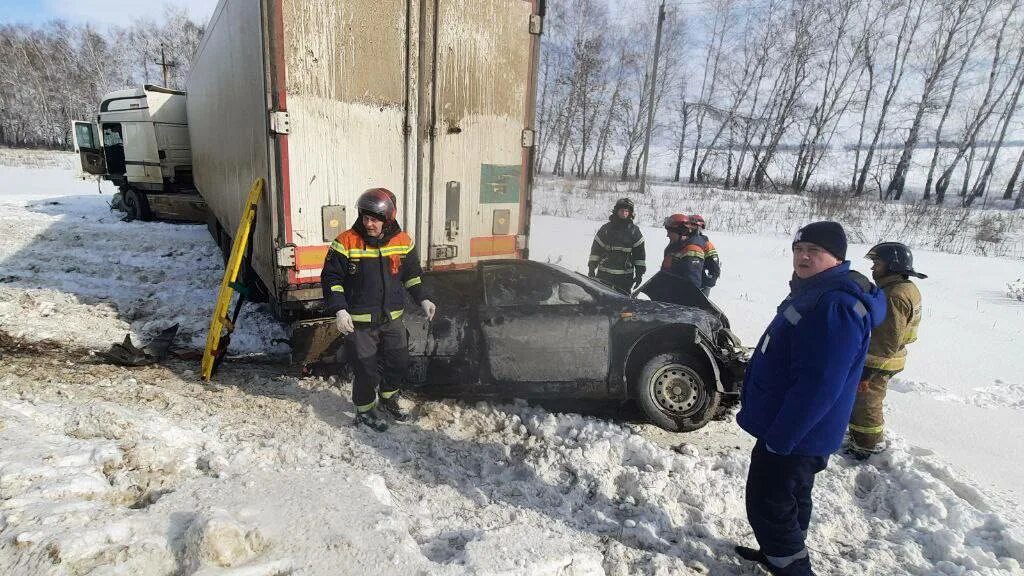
{"left": 2, "top": 148, "right": 1023, "bottom": 575}
{"left": 535, "top": 175, "right": 1024, "bottom": 259}
{"left": 624, "top": 145, "right": 1024, "bottom": 210}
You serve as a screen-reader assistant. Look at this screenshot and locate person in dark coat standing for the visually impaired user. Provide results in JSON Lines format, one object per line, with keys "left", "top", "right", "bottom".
{"left": 321, "top": 188, "right": 436, "bottom": 432}
{"left": 661, "top": 214, "right": 720, "bottom": 295}
{"left": 847, "top": 242, "right": 926, "bottom": 459}
{"left": 689, "top": 214, "right": 721, "bottom": 296}
{"left": 588, "top": 198, "right": 646, "bottom": 293}
{"left": 734, "top": 221, "right": 886, "bottom": 575}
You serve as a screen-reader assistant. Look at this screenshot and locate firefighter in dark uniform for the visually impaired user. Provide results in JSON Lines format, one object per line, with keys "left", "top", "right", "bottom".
{"left": 847, "top": 242, "right": 926, "bottom": 458}
{"left": 689, "top": 214, "right": 721, "bottom": 296}
{"left": 661, "top": 213, "right": 720, "bottom": 295}
{"left": 321, "top": 188, "right": 436, "bottom": 432}
{"left": 588, "top": 198, "right": 646, "bottom": 293}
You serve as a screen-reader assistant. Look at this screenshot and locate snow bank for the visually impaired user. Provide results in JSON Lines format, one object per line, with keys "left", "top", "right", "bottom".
{"left": 0, "top": 158, "right": 285, "bottom": 354}
{"left": 2, "top": 366, "right": 1022, "bottom": 575}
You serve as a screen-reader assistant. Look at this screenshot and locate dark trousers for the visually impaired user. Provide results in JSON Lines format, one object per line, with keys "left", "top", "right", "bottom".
{"left": 597, "top": 271, "right": 634, "bottom": 294}
{"left": 344, "top": 319, "right": 408, "bottom": 410}
{"left": 745, "top": 440, "right": 828, "bottom": 559}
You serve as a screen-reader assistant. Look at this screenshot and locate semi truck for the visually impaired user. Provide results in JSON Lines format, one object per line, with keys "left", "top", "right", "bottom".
{"left": 187, "top": 0, "right": 543, "bottom": 362}
{"left": 72, "top": 85, "right": 206, "bottom": 222}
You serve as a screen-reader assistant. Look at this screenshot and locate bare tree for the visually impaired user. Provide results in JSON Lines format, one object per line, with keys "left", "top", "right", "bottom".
{"left": 792, "top": 0, "right": 875, "bottom": 192}
{"left": 850, "top": 30, "right": 877, "bottom": 193}
{"left": 747, "top": 1, "right": 822, "bottom": 190}
{"left": 0, "top": 8, "right": 201, "bottom": 149}
{"left": 965, "top": 43, "right": 1024, "bottom": 205}
{"left": 934, "top": 0, "right": 1023, "bottom": 203}
{"left": 696, "top": 0, "right": 775, "bottom": 184}
{"left": 921, "top": 0, "right": 998, "bottom": 199}
{"left": 688, "top": 0, "right": 733, "bottom": 183}
{"left": 611, "top": 2, "right": 685, "bottom": 182}
{"left": 854, "top": 0, "right": 926, "bottom": 197}
{"left": 885, "top": 0, "right": 973, "bottom": 200}
{"left": 671, "top": 79, "right": 690, "bottom": 182}
{"left": 1004, "top": 147, "right": 1024, "bottom": 200}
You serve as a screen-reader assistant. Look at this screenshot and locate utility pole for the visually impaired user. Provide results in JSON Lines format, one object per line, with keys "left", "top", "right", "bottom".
{"left": 638, "top": 0, "right": 666, "bottom": 195}
{"left": 153, "top": 44, "right": 179, "bottom": 87}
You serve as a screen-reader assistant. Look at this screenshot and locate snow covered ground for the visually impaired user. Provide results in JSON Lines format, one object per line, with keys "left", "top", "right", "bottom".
{"left": 529, "top": 213, "right": 1024, "bottom": 507}
{"left": 1, "top": 150, "right": 1024, "bottom": 575}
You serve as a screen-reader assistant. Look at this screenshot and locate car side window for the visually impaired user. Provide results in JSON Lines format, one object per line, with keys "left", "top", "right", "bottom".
{"left": 484, "top": 265, "right": 594, "bottom": 307}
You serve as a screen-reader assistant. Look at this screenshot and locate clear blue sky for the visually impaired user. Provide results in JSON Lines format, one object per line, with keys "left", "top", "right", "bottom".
{"left": 0, "top": 0, "right": 218, "bottom": 27}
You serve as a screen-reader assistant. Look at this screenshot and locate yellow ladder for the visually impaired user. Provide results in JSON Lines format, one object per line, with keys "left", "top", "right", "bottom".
{"left": 201, "top": 178, "right": 264, "bottom": 381}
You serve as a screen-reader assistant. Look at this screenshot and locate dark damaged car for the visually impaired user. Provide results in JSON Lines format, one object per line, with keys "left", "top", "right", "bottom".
{"left": 391, "top": 259, "right": 748, "bottom": 432}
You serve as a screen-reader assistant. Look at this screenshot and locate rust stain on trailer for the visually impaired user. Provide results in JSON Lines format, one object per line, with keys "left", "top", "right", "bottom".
{"left": 435, "top": 1, "right": 528, "bottom": 129}
{"left": 282, "top": 0, "right": 406, "bottom": 107}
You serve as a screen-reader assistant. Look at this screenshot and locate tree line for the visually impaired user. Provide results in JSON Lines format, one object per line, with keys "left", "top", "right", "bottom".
{"left": 537, "top": 0, "right": 1024, "bottom": 208}
{"left": 0, "top": 7, "right": 202, "bottom": 150}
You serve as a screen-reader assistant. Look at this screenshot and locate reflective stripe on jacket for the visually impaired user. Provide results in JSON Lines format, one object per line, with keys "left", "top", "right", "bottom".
{"left": 736, "top": 264, "right": 887, "bottom": 456}
{"left": 864, "top": 274, "right": 922, "bottom": 373}
{"left": 661, "top": 232, "right": 720, "bottom": 288}
{"left": 321, "top": 220, "right": 427, "bottom": 323}
{"left": 589, "top": 217, "right": 646, "bottom": 276}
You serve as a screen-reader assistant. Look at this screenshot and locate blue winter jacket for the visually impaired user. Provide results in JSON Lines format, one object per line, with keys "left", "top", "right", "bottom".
{"left": 737, "top": 262, "right": 887, "bottom": 456}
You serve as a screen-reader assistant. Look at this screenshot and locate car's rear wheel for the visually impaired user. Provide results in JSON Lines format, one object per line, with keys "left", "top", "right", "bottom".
{"left": 634, "top": 352, "right": 720, "bottom": 432}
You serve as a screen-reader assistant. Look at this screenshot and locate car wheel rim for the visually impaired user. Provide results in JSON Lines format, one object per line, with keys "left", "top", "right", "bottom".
{"left": 651, "top": 363, "right": 703, "bottom": 417}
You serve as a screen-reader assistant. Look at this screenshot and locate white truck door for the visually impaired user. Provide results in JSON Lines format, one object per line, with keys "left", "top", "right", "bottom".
{"left": 72, "top": 121, "right": 106, "bottom": 175}
{"left": 427, "top": 0, "right": 536, "bottom": 266}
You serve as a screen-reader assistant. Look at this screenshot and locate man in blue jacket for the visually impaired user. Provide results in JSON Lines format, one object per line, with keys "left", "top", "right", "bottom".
{"left": 735, "top": 221, "right": 886, "bottom": 575}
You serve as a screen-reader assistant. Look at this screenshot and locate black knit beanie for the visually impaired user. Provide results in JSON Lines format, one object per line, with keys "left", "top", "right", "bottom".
{"left": 793, "top": 221, "right": 847, "bottom": 261}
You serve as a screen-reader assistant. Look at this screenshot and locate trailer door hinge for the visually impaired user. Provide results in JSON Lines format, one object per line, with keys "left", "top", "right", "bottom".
{"left": 277, "top": 245, "right": 295, "bottom": 266}
{"left": 529, "top": 14, "right": 543, "bottom": 35}
{"left": 521, "top": 129, "right": 536, "bottom": 148}
{"left": 270, "top": 111, "right": 291, "bottom": 135}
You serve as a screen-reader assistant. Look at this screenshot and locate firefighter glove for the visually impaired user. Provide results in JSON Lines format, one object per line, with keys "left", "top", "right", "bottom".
{"left": 421, "top": 299, "right": 436, "bottom": 321}
{"left": 632, "top": 273, "right": 643, "bottom": 289}
{"left": 335, "top": 310, "right": 354, "bottom": 335}
{"left": 588, "top": 266, "right": 597, "bottom": 278}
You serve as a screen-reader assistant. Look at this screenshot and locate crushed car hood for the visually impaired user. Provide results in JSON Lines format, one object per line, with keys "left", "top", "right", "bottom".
{"left": 624, "top": 299, "right": 724, "bottom": 336}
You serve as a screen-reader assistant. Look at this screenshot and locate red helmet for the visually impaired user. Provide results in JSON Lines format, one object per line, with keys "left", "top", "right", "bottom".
{"left": 690, "top": 214, "right": 706, "bottom": 229}
{"left": 663, "top": 214, "right": 691, "bottom": 233}
{"left": 357, "top": 187, "right": 397, "bottom": 223}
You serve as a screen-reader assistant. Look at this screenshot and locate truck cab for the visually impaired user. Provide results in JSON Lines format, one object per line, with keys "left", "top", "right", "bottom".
{"left": 73, "top": 84, "right": 205, "bottom": 222}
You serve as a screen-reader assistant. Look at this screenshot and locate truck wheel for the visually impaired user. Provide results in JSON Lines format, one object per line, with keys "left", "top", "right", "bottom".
{"left": 122, "top": 187, "right": 152, "bottom": 222}
{"left": 634, "top": 352, "right": 720, "bottom": 432}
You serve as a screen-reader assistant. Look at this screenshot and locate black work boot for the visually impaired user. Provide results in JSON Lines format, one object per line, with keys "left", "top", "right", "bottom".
{"left": 379, "top": 393, "right": 410, "bottom": 422}
{"left": 735, "top": 546, "right": 771, "bottom": 568}
{"left": 735, "top": 546, "right": 815, "bottom": 576}
{"left": 355, "top": 407, "right": 389, "bottom": 432}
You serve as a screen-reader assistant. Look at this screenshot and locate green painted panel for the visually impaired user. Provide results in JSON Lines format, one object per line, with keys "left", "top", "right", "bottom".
{"left": 480, "top": 164, "right": 520, "bottom": 204}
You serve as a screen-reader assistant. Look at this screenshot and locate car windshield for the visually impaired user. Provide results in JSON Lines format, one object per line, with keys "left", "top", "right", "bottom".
{"left": 556, "top": 266, "right": 628, "bottom": 299}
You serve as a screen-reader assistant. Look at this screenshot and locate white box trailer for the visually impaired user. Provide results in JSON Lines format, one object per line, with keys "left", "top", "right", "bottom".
{"left": 188, "top": 0, "right": 543, "bottom": 332}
